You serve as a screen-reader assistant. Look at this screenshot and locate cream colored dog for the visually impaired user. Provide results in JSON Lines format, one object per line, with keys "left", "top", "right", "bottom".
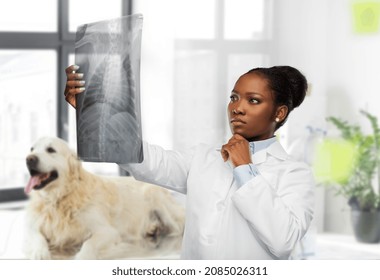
{"left": 23, "top": 137, "right": 185, "bottom": 260}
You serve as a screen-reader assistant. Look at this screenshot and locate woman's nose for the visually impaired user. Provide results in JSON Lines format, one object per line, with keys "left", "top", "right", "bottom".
{"left": 231, "top": 103, "right": 244, "bottom": 115}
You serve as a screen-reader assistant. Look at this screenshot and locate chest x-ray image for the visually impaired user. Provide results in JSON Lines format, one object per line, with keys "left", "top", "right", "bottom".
{"left": 75, "top": 14, "right": 143, "bottom": 164}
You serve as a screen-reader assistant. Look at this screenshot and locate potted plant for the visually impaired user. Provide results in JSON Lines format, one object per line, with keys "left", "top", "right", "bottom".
{"left": 325, "top": 110, "right": 380, "bottom": 243}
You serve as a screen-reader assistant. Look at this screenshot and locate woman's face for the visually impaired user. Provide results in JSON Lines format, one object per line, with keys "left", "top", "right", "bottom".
{"left": 228, "top": 73, "right": 278, "bottom": 141}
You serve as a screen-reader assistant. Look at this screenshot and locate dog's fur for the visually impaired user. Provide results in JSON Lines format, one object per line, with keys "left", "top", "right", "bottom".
{"left": 23, "top": 137, "right": 185, "bottom": 259}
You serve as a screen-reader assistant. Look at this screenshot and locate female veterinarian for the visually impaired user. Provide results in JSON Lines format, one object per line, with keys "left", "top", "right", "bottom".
{"left": 64, "top": 65, "right": 315, "bottom": 260}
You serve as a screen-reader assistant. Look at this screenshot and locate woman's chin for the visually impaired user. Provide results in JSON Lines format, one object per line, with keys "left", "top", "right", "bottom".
{"left": 231, "top": 127, "right": 249, "bottom": 138}
{"left": 230, "top": 129, "right": 250, "bottom": 139}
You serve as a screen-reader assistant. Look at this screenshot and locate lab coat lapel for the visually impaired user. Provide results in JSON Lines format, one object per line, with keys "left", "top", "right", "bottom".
{"left": 251, "top": 149, "right": 267, "bottom": 164}
{"left": 213, "top": 141, "right": 288, "bottom": 194}
{"left": 220, "top": 160, "right": 234, "bottom": 192}
{"left": 267, "top": 141, "right": 289, "bottom": 160}
{"left": 252, "top": 141, "right": 288, "bottom": 164}
{"left": 214, "top": 148, "right": 234, "bottom": 195}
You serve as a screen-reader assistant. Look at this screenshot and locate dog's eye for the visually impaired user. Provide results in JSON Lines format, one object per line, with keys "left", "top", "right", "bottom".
{"left": 47, "top": 147, "right": 56, "bottom": 153}
{"left": 30, "top": 147, "right": 34, "bottom": 152}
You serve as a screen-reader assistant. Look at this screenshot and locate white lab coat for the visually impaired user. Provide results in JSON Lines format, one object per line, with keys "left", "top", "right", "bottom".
{"left": 121, "top": 140, "right": 315, "bottom": 259}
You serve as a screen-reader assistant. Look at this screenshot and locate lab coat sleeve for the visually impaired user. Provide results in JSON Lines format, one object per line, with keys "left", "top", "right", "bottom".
{"left": 119, "top": 141, "right": 193, "bottom": 194}
{"left": 231, "top": 162, "right": 315, "bottom": 259}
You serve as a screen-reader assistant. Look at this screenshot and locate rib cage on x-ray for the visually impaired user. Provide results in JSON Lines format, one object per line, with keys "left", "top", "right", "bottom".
{"left": 74, "top": 14, "right": 143, "bottom": 163}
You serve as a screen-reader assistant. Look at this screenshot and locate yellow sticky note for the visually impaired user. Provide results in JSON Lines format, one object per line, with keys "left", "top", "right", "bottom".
{"left": 352, "top": 2, "right": 380, "bottom": 34}
{"left": 313, "top": 139, "right": 357, "bottom": 184}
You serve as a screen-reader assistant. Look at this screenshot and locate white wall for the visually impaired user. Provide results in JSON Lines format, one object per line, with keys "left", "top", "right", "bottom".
{"left": 326, "top": 0, "right": 380, "bottom": 130}
{"left": 324, "top": 0, "right": 380, "bottom": 234}
{"left": 134, "top": 0, "right": 175, "bottom": 149}
{"left": 274, "top": 0, "right": 328, "bottom": 144}
{"left": 274, "top": 0, "right": 329, "bottom": 234}
{"left": 275, "top": 0, "right": 380, "bottom": 234}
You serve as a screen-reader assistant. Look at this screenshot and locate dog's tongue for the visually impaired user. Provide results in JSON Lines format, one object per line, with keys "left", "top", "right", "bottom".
{"left": 25, "top": 176, "right": 41, "bottom": 194}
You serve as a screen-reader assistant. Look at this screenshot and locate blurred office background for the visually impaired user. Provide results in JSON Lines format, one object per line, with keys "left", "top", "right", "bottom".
{"left": 1, "top": 0, "right": 380, "bottom": 258}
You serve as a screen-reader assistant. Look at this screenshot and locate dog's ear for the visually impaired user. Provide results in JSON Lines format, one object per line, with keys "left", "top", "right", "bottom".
{"left": 68, "top": 150, "right": 82, "bottom": 178}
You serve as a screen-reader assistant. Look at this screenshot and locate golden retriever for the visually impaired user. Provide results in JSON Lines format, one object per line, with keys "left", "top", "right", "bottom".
{"left": 23, "top": 137, "right": 185, "bottom": 259}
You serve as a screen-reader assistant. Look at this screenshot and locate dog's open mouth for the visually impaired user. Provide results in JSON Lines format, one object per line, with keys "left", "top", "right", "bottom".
{"left": 25, "top": 170, "right": 59, "bottom": 194}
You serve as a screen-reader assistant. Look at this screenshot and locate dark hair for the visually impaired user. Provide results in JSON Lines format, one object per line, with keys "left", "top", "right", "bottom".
{"left": 247, "top": 66, "right": 308, "bottom": 129}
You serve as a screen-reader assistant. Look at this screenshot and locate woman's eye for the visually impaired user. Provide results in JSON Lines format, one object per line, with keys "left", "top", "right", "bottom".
{"left": 249, "top": 98, "right": 259, "bottom": 104}
{"left": 230, "top": 95, "right": 238, "bottom": 102}
{"left": 47, "top": 147, "right": 56, "bottom": 153}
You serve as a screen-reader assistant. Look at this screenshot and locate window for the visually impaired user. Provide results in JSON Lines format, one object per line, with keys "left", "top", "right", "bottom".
{"left": 68, "top": 0, "right": 122, "bottom": 32}
{"left": 173, "top": 0, "right": 216, "bottom": 39}
{"left": 134, "top": 0, "right": 273, "bottom": 150}
{"left": 224, "top": 0, "right": 271, "bottom": 40}
{"left": 0, "top": 0, "right": 271, "bottom": 194}
{"left": 0, "top": 50, "right": 57, "bottom": 190}
{"left": 0, "top": 0, "right": 132, "bottom": 199}
{"left": 0, "top": 0, "right": 57, "bottom": 32}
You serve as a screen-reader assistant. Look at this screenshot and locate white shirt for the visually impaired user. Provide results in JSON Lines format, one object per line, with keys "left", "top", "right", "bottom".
{"left": 120, "top": 140, "right": 315, "bottom": 259}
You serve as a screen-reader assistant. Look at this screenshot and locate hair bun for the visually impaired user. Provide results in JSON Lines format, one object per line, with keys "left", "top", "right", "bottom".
{"left": 274, "top": 66, "right": 308, "bottom": 109}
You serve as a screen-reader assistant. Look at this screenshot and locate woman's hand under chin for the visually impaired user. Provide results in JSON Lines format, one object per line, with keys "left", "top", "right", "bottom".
{"left": 221, "top": 134, "right": 252, "bottom": 167}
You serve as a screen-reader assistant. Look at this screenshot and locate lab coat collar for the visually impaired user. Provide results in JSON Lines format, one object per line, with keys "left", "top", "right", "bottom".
{"left": 252, "top": 140, "right": 289, "bottom": 164}
{"left": 215, "top": 140, "right": 288, "bottom": 190}
{"left": 215, "top": 139, "right": 288, "bottom": 165}
{"left": 249, "top": 137, "right": 277, "bottom": 154}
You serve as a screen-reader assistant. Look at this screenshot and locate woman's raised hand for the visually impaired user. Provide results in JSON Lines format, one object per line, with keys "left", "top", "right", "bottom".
{"left": 64, "top": 65, "right": 86, "bottom": 108}
{"left": 221, "top": 134, "right": 252, "bottom": 167}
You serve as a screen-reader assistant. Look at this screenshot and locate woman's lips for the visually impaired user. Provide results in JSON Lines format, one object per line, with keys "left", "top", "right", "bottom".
{"left": 230, "top": 118, "right": 246, "bottom": 124}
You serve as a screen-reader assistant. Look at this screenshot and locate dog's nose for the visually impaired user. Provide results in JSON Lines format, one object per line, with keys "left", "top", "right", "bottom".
{"left": 26, "top": 155, "right": 39, "bottom": 169}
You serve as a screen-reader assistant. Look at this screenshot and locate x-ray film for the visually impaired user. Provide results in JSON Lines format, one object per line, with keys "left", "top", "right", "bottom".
{"left": 74, "top": 14, "right": 143, "bottom": 163}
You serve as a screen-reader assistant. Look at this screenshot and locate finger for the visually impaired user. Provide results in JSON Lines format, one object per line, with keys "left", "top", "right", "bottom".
{"left": 64, "top": 87, "right": 85, "bottom": 109}
{"left": 65, "top": 94, "right": 77, "bottom": 108}
{"left": 65, "top": 65, "right": 80, "bottom": 74}
{"left": 232, "top": 133, "right": 246, "bottom": 140}
{"left": 220, "top": 146, "right": 229, "bottom": 161}
{"left": 228, "top": 133, "right": 246, "bottom": 143}
{"left": 221, "top": 150, "right": 229, "bottom": 162}
{"left": 227, "top": 137, "right": 241, "bottom": 145}
{"left": 226, "top": 135, "right": 237, "bottom": 144}
{"left": 66, "top": 87, "right": 85, "bottom": 96}
{"left": 66, "top": 73, "right": 84, "bottom": 81}
{"left": 230, "top": 134, "right": 249, "bottom": 146}
{"left": 66, "top": 80, "right": 85, "bottom": 88}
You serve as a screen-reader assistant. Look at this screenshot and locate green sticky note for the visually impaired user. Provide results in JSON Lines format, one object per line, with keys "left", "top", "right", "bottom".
{"left": 313, "top": 139, "right": 357, "bottom": 184}
{"left": 352, "top": 2, "right": 380, "bottom": 34}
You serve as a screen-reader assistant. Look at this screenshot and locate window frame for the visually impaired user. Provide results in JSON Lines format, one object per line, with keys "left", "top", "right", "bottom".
{"left": 0, "top": 0, "right": 132, "bottom": 204}
{"left": 171, "top": 0, "right": 275, "bottom": 146}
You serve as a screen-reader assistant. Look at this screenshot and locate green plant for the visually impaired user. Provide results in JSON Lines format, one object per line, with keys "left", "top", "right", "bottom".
{"left": 327, "top": 110, "right": 380, "bottom": 211}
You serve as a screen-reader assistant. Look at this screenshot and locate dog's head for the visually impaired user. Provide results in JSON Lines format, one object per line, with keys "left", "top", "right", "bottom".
{"left": 25, "top": 137, "right": 80, "bottom": 194}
